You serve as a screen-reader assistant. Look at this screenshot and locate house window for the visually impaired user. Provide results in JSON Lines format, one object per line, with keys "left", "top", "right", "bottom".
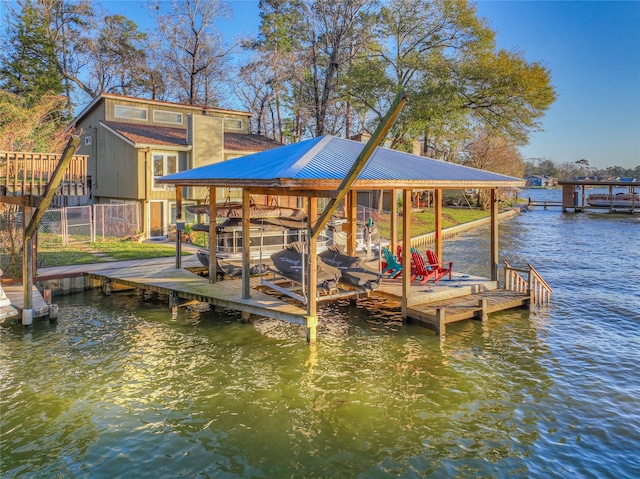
{"left": 154, "top": 110, "right": 183, "bottom": 125}
{"left": 84, "top": 135, "right": 92, "bottom": 146}
{"left": 224, "top": 118, "right": 243, "bottom": 130}
{"left": 152, "top": 153, "right": 179, "bottom": 190}
{"left": 115, "top": 104, "right": 148, "bottom": 121}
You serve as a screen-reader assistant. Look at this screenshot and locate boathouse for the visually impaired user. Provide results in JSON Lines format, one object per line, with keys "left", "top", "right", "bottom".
{"left": 151, "top": 111, "right": 550, "bottom": 342}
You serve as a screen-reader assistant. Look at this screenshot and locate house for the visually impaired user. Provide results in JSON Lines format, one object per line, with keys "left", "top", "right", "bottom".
{"left": 525, "top": 175, "right": 556, "bottom": 187}
{"left": 67, "top": 93, "right": 280, "bottom": 238}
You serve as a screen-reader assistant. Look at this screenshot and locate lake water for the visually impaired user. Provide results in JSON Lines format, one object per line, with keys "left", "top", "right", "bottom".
{"left": 2, "top": 188, "right": 639, "bottom": 478}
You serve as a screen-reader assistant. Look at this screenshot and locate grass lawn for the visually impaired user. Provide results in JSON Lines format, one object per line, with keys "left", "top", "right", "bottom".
{"left": 38, "top": 239, "right": 187, "bottom": 268}
{"left": 33, "top": 207, "right": 495, "bottom": 268}
{"left": 375, "top": 207, "right": 491, "bottom": 240}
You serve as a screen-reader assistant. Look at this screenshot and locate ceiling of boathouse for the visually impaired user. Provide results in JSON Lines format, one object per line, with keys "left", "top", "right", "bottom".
{"left": 157, "top": 135, "right": 526, "bottom": 192}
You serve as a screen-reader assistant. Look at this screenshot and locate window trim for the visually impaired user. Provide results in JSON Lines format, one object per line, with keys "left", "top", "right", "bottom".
{"left": 114, "top": 104, "right": 148, "bottom": 121}
{"left": 153, "top": 110, "right": 183, "bottom": 125}
{"left": 152, "top": 152, "right": 179, "bottom": 191}
{"left": 224, "top": 118, "right": 243, "bottom": 131}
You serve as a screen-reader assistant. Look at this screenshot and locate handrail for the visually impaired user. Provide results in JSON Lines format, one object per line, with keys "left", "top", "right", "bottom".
{"left": 503, "top": 260, "right": 552, "bottom": 306}
{"left": 1, "top": 151, "right": 88, "bottom": 197}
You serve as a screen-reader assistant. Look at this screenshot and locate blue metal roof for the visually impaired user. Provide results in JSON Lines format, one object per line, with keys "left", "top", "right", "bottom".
{"left": 159, "top": 135, "right": 524, "bottom": 187}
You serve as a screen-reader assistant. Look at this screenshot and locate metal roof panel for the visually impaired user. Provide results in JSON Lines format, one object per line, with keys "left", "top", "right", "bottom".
{"left": 160, "top": 134, "right": 523, "bottom": 186}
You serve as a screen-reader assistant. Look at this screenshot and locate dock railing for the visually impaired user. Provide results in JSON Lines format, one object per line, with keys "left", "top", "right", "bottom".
{"left": 0, "top": 151, "right": 88, "bottom": 197}
{"left": 503, "top": 261, "right": 552, "bottom": 306}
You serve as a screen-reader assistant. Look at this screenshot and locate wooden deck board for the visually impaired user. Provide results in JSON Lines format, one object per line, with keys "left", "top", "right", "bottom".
{"left": 406, "top": 289, "right": 529, "bottom": 328}
{"left": 87, "top": 263, "right": 309, "bottom": 325}
{"left": 3, "top": 284, "right": 50, "bottom": 318}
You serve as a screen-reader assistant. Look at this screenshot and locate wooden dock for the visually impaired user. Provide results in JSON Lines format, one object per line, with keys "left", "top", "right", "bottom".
{"left": 81, "top": 261, "right": 532, "bottom": 339}
{"left": 373, "top": 272, "right": 530, "bottom": 336}
{"left": 2, "top": 284, "right": 50, "bottom": 321}
{"left": 86, "top": 261, "right": 310, "bottom": 326}
{"left": 406, "top": 289, "right": 529, "bottom": 336}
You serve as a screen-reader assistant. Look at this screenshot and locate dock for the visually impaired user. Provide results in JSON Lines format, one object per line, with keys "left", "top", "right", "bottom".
{"left": 65, "top": 257, "right": 532, "bottom": 338}
{"left": 1, "top": 283, "right": 50, "bottom": 321}
{"left": 86, "top": 257, "right": 310, "bottom": 326}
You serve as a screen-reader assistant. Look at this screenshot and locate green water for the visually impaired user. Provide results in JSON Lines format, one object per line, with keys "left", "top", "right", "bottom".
{"left": 2, "top": 293, "right": 554, "bottom": 478}
{"left": 2, "top": 191, "right": 639, "bottom": 478}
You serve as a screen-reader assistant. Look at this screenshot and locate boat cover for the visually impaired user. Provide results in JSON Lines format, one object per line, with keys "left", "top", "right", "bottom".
{"left": 270, "top": 242, "right": 340, "bottom": 291}
{"left": 319, "top": 244, "right": 381, "bottom": 291}
{"left": 196, "top": 249, "right": 268, "bottom": 279}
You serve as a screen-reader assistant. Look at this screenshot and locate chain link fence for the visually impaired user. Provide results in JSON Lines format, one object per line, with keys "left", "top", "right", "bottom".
{"left": 36, "top": 203, "right": 141, "bottom": 247}
{"left": 1, "top": 203, "right": 142, "bottom": 274}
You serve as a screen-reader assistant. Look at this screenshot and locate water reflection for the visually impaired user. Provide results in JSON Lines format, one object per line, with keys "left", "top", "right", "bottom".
{"left": 2, "top": 189, "right": 640, "bottom": 477}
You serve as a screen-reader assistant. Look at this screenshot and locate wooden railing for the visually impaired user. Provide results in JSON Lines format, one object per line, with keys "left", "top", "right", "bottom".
{"left": 503, "top": 261, "right": 552, "bottom": 306}
{"left": 0, "top": 151, "right": 88, "bottom": 197}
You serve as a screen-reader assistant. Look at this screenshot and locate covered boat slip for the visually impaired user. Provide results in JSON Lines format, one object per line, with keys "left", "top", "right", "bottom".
{"left": 559, "top": 180, "right": 638, "bottom": 213}
{"left": 154, "top": 93, "right": 549, "bottom": 342}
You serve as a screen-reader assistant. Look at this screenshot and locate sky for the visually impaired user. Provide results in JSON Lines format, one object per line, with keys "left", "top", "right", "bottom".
{"left": 7, "top": 0, "right": 639, "bottom": 170}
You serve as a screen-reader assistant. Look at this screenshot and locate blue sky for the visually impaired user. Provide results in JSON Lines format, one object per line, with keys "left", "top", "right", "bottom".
{"left": 77, "top": 1, "right": 640, "bottom": 169}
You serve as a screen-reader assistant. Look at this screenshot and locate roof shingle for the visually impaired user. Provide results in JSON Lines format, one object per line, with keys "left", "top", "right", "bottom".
{"left": 100, "top": 121, "right": 280, "bottom": 152}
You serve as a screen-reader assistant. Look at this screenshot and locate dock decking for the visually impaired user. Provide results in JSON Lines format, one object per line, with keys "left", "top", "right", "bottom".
{"left": 79, "top": 259, "right": 531, "bottom": 339}
{"left": 86, "top": 261, "right": 310, "bottom": 326}
{"left": 2, "top": 284, "right": 50, "bottom": 319}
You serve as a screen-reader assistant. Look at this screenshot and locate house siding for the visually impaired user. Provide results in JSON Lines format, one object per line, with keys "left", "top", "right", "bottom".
{"left": 69, "top": 93, "right": 261, "bottom": 238}
{"left": 94, "top": 133, "right": 142, "bottom": 199}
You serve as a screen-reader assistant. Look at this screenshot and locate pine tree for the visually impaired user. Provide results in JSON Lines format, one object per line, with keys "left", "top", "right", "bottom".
{"left": 0, "top": 1, "right": 65, "bottom": 106}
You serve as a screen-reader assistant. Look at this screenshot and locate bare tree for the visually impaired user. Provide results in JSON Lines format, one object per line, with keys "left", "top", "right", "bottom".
{"left": 150, "top": 0, "right": 236, "bottom": 106}
{"left": 79, "top": 13, "right": 151, "bottom": 97}
{"left": 463, "top": 129, "right": 524, "bottom": 208}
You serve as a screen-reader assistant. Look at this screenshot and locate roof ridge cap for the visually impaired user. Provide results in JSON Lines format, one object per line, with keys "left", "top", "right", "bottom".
{"left": 276, "top": 135, "right": 333, "bottom": 178}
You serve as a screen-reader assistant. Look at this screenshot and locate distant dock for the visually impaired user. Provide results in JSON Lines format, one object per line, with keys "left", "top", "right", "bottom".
{"left": 558, "top": 180, "right": 638, "bottom": 213}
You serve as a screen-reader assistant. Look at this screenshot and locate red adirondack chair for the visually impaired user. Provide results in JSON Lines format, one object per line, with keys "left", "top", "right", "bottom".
{"left": 410, "top": 248, "right": 436, "bottom": 285}
{"left": 425, "top": 250, "right": 453, "bottom": 283}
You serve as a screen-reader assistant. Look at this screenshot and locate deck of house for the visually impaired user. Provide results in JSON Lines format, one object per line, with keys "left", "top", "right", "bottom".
{"left": 0, "top": 151, "right": 88, "bottom": 200}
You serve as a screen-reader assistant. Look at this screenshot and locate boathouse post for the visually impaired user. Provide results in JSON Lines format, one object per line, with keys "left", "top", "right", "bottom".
{"left": 490, "top": 188, "right": 499, "bottom": 281}
{"left": 241, "top": 188, "right": 251, "bottom": 300}
{"left": 434, "top": 189, "right": 443, "bottom": 260}
{"left": 22, "top": 206, "right": 34, "bottom": 315}
{"left": 208, "top": 187, "right": 217, "bottom": 283}
{"left": 175, "top": 186, "right": 183, "bottom": 269}
{"left": 390, "top": 189, "right": 398, "bottom": 257}
{"left": 476, "top": 299, "right": 488, "bottom": 322}
{"left": 347, "top": 189, "right": 357, "bottom": 256}
{"left": 401, "top": 189, "right": 412, "bottom": 318}
{"left": 306, "top": 198, "right": 318, "bottom": 343}
{"left": 435, "top": 308, "right": 446, "bottom": 337}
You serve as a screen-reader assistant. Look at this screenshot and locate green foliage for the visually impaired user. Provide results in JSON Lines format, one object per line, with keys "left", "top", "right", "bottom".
{"left": 250, "top": 0, "right": 556, "bottom": 164}
{"left": 0, "top": 2, "right": 65, "bottom": 105}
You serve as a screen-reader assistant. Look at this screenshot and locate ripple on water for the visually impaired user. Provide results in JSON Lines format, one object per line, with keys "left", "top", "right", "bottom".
{"left": 2, "top": 202, "right": 640, "bottom": 478}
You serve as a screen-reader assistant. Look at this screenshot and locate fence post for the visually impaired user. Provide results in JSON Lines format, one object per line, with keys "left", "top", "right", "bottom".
{"left": 90, "top": 204, "right": 95, "bottom": 243}
{"left": 62, "top": 207, "right": 68, "bottom": 246}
